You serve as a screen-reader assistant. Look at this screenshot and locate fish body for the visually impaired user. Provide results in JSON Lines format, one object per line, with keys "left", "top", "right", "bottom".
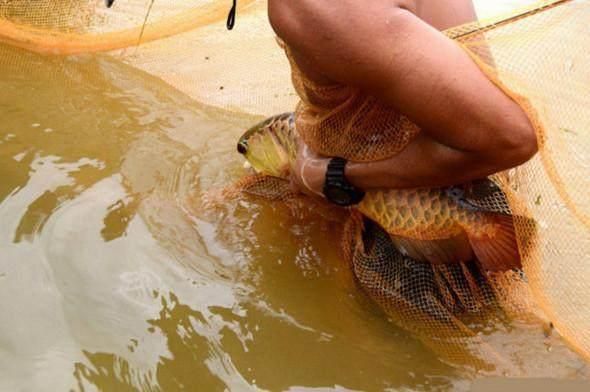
{"left": 238, "top": 113, "right": 523, "bottom": 271}
{"left": 360, "top": 187, "right": 500, "bottom": 240}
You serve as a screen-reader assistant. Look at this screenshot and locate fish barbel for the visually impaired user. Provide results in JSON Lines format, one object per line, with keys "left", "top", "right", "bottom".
{"left": 238, "top": 113, "right": 525, "bottom": 271}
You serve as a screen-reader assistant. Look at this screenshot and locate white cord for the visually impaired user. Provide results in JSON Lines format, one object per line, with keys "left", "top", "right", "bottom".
{"left": 300, "top": 159, "right": 324, "bottom": 197}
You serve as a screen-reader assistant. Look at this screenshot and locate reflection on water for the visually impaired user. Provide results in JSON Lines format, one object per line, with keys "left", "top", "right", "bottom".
{"left": 0, "top": 7, "right": 588, "bottom": 390}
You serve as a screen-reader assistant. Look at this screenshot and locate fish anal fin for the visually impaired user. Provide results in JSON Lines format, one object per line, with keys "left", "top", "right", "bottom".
{"left": 467, "top": 214, "right": 522, "bottom": 272}
{"left": 390, "top": 234, "right": 474, "bottom": 265}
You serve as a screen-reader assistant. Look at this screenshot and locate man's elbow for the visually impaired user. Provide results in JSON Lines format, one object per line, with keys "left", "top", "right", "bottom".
{"left": 513, "top": 128, "right": 538, "bottom": 166}
{"left": 507, "top": 117, "right": 539, "bottom": 166}
{"left": 491, "top": 121, "right": 539, "bottom": 170}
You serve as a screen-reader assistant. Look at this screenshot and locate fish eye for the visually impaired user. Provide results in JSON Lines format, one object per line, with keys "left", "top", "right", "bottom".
{"left": 237, "top": 141, "right": 248, "bottom": 154}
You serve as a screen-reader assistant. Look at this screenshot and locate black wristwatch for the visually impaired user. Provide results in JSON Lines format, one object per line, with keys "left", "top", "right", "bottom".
{"left": 323, "top": 157, "right": 366, "bottom": 207}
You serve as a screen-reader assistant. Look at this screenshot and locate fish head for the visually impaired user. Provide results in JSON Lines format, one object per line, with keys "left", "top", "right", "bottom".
{"left": 237, "top": 112, "right": 297, "bottom": 178}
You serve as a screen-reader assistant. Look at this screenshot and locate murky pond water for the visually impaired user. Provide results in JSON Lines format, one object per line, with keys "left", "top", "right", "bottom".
{"left": 0, "top": 45, "right": 457, "bottom": 391}
{"left": 0, "top": 2, "right": 588, "bottom": 391}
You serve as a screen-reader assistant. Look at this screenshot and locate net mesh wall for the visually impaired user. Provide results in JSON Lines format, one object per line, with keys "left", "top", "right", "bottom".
{"left": 455, "top": 0, "right": 590, "bottom": 365}
{"left": 1, "top": 0, "right": 589, "bottom": 373}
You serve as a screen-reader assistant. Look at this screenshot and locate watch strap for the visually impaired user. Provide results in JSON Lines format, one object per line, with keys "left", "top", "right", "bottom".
{"left": 323, "top": 157, "right": 365, "bottom": 206}
{"left": 325, "top": 157, "right": 348, "bottom": 183}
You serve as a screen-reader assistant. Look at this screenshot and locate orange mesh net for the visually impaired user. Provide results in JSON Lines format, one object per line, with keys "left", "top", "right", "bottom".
{"left": 2, "top": 0, "right": 589, "bottom": 375}
{"left": 284, "top": 40, "right": 421, "bottom": 162}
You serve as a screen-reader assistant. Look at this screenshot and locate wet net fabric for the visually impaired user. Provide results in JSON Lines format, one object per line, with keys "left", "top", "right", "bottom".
{"left": 0, "top": 0, "right": 296, "bottom": 115}
{"left": 1, "top": 0, "right": 590, "bottom": 371}
{"left": 284, "top": 39, "right": 421, "bottom": 162}
{"left": 452, "top": 0, "right": 590, "bottom": 364}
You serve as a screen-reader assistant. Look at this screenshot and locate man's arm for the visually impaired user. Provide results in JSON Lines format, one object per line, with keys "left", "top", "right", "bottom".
{"left": 269, "top": 0, "right": 538, "bottom": 190}
{"left": 295, "top": 133, "right": 524, "bottom": 195}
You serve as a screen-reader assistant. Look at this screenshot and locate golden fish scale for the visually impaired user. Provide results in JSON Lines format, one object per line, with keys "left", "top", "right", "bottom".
{"left": 358, "top": 188, "right": 487, "bottom": 241}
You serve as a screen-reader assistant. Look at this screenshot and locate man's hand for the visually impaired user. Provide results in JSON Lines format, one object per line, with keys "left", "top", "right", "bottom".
{"left": 289, "top": 140, "right": 329, "bottom": 198}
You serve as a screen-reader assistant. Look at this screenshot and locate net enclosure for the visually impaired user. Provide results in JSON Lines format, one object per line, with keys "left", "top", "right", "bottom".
{"left": 1, "top": 0, "right": 589, "bottom": 374}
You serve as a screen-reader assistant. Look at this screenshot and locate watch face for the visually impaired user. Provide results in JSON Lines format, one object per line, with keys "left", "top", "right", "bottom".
{"left": 325, "top": 186, "right": 353, "bottom": 207}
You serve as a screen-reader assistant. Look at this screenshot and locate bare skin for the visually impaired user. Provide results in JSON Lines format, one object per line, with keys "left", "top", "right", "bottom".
{"left": 267, "top": 0, "right": 538, "bottom": 196}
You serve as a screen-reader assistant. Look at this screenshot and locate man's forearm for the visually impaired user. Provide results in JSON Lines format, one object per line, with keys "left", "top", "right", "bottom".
{"left": 299, "top": 133, "right": 523, "bottom": 195}
{"left": 344, "top": 134, "right": 515, "bottom": 189}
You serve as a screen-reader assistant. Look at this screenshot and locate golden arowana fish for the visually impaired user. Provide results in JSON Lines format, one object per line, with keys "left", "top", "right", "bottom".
{"left": 237, "top": 113, "right": 527, "bottom": 272}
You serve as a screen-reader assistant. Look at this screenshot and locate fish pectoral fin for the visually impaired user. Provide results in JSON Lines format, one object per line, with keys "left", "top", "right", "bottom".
{"left": 466, "top": 214, "right": 522, "bottom": 272}
{"left": 447, "top": 178, "right": 513, "bottom": 215}
{"left": 389, "top": 234, "right": 474, "bottom": 265}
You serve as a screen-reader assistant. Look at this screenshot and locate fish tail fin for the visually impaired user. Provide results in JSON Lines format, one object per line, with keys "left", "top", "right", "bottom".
{"left": 466, "top": 214, "right": 522, "bottom": 272}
